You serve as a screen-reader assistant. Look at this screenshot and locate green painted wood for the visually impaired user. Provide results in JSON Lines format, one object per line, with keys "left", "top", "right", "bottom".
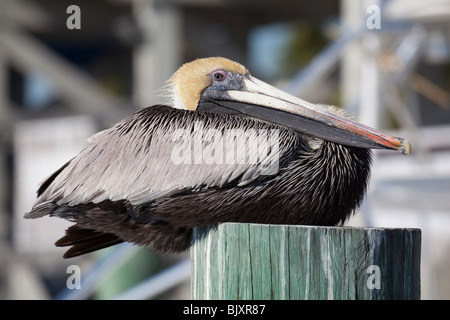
{"left": 190, "top": 223, "right": 421, "bottom": 300}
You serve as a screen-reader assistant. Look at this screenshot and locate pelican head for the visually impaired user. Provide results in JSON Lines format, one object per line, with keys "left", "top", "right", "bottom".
{"left": 168, "top": 57, "right": 411, "bottom": 154}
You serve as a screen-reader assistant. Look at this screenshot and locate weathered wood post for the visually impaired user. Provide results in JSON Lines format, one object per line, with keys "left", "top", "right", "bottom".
{"left": 191, "top": 223, "right": 421, "bottom": 300}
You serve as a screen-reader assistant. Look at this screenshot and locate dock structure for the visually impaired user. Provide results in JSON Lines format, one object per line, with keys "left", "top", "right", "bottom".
{"left": 191, "top": 223, "right": 421, "bottom": 300}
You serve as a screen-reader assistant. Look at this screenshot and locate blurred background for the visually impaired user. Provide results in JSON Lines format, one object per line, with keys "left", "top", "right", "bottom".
{"left": 1, "top": 0, "right": 449, "bottom": 300}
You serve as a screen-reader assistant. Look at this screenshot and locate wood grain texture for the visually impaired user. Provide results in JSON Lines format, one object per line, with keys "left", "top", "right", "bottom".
{"left": 190, "top": 223, "right": 421, "bottom": 300}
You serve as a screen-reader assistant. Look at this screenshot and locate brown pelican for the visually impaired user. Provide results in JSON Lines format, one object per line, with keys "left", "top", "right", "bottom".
{"left": 25, "top": 57, "right": 410, "bottom": 258}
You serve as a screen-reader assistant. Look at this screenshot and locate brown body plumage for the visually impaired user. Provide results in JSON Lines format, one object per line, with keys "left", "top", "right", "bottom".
{"left": 25, "top": 57, "right": 408, "bottom": 258}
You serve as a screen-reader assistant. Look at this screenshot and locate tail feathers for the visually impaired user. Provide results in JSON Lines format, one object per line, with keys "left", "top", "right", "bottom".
{"left": 24, "top": 201, "right": 58, "bottom": 219}
{"left": 56, "top": 225, "right": 123, "bottom": 259}
{"left": 25, "top": 202, "right": 78, "bottom": 221}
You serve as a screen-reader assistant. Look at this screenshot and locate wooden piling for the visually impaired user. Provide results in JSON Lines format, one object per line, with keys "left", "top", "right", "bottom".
{"left": 190, "top": 223, "right": 421, "bottom": 300}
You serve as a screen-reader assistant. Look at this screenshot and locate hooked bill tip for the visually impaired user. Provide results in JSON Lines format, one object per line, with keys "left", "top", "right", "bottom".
{"left": 398, "top": 138, "right": 411, "bottom": 155}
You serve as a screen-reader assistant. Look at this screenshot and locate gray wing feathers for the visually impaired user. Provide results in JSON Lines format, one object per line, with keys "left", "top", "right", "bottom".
{"left": 31, "top": 108, "right": 285, "bottom": 211}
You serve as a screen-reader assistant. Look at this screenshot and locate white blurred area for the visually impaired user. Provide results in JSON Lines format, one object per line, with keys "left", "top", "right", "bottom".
{"left": 1, "top": 0, "right": 450, "bottom": 300}
{"left": 13, "top": 116, "right": 97, "bottom": 254}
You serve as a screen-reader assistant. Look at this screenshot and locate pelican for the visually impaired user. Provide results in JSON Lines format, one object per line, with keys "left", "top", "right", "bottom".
{"left": 25, "top": 57, "right": 410, "bottom": 258}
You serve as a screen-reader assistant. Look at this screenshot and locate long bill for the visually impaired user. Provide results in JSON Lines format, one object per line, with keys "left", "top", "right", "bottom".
{"left": 224, "top": 76, "right": 411, "bottom": 155}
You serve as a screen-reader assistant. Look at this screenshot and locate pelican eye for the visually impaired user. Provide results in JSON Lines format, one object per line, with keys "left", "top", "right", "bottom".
{"left": 211, "top": 70, "right": 227, "bottom": 82}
